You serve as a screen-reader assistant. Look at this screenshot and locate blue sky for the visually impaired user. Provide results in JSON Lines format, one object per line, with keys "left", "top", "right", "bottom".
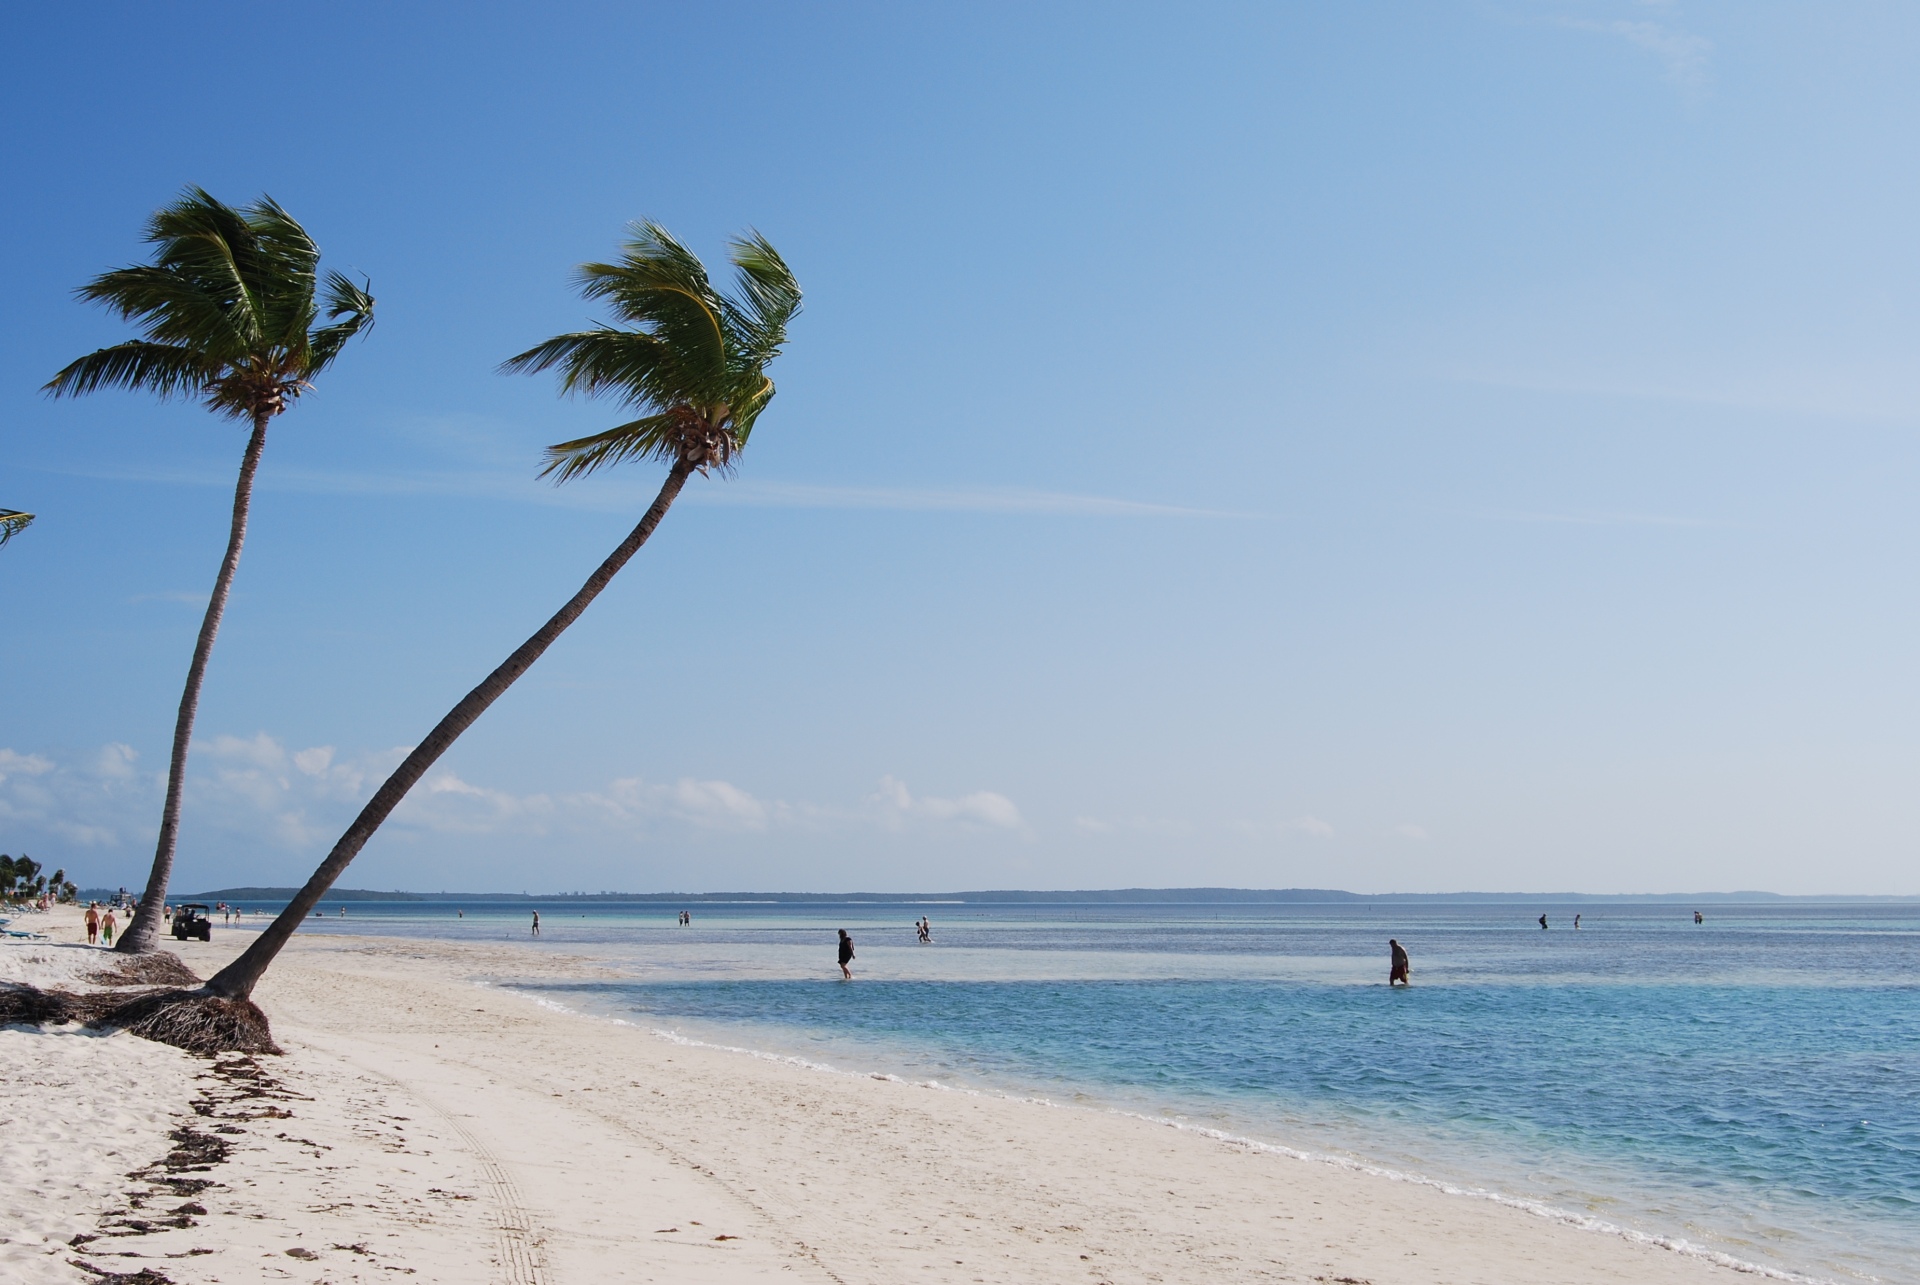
{"left": 4, "top": 2, "right": 1918, "bottom": 895}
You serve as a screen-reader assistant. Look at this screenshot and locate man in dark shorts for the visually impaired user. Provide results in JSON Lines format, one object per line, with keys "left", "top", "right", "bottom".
{"left": 1389, "top": 938, "right": 1411, "bottom": 986}
{"left": 837, "top": 928, "right": 855, "bottom": 980}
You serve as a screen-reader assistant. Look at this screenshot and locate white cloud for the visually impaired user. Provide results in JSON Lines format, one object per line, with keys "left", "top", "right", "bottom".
{"left": 1288, "top": 815, "right": 1335, "bottom": 839}
{"left": 0, "top": 743, "right": 155, "bottom": 849}
{"left": 1393, "top": 823, "right": 1431, "bottom": 841}
{"left": 395, "top": 770, "right": 554, "bottom": 834}
{"left": 292, "top": 746, "right": 334, "bottom": 776}
{"left": 580, "top": 776, "right": 774, "bottom": 832}
{"left": 94, "top": 743, "right": 140, "bottom": 780}
{"left": 0, "top": 749, "right": 56, "bottom": 782}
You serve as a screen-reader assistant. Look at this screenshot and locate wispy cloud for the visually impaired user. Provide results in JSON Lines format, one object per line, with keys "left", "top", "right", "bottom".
{"left": 1460, "top": 508, "right": 1719, "bottom": 529}
{"left": 697, "top": 481, "right": 1235, "bottom": 518}
{"left": 0, "top": 738, "right": 1028, "bottom": 860}
{"left": 865, "top": 776, "right": 1025, "bottom": 831}
{"left": 409, "top": 768, "right": 1028, "bottom": 839}
{"left": 24, "top": 460, "right": 1235, "bottom": 520}
{"left": 1558, "top": 10, "right": 1712, "bottom": 92}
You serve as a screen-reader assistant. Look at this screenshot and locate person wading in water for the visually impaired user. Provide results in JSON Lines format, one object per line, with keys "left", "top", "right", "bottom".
{"left": 1389, "top": 938, "right": 1411, "bottom": 986}
{"left": 837, "top": 928, "right": 855, "bottom": 980}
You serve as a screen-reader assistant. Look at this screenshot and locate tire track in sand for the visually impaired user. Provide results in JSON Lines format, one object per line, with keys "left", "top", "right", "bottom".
{"left": 328, "top": 1053, "right": 550, "bottom": 1285}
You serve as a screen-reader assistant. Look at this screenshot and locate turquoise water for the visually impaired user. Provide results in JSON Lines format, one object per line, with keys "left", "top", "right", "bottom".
{"left": 273, "top": 900, "right": 1920, "bottom": 1282}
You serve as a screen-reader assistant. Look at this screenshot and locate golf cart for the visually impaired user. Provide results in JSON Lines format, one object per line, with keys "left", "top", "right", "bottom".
{"left": 171, "top": 903, "right": 212, "bottom": 942}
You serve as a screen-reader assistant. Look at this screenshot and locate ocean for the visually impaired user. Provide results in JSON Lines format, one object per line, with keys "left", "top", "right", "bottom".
{"left": 253, "top": 898, "right": 1919, "bottom": 1283}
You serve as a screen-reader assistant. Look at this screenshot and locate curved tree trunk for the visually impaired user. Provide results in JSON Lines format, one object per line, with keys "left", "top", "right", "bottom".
{"left": 206, "top": 462, "right": 695, "bottom": 999}
{"left": 118, "top": 412, "right": 272, "bottom": 953}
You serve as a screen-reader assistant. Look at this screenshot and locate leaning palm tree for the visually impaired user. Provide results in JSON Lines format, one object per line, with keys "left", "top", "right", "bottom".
{"left": 190, "top": 222, "right": 798, "bottom": 1026}
{"left": 47, "top": 189, "right": 375, "bottom": 954}
{"left": 0, "top": 509, "right": 32, "bottom": 547}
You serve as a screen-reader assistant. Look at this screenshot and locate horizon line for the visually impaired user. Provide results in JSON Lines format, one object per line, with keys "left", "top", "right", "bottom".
{"left": 142, "top": 884, "right": 1920, "bottom": 904}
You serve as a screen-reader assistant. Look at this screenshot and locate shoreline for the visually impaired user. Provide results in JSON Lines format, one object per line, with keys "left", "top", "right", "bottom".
{"left": 3, "top": 906, "right": 1801, "bottom": 1283}
{"left": 535, "top": 992, "right": 1835, "bottom": 1285}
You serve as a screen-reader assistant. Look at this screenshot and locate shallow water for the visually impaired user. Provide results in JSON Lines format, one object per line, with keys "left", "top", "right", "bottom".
{"left": 267, "top": 899, "right": 1920, "bottom": 1283}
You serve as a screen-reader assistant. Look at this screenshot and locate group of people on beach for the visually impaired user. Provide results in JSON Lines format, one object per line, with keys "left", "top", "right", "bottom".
{"left": 677, "top": 910, "right": 692, "bottom": 926}
{"left": 915, "top": 916, "right": 933, "bottom": 943}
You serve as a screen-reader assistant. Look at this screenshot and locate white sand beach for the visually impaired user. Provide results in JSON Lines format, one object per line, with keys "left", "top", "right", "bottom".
{"left": 3, "top": 905, "right": 1756, "bottom": 1284}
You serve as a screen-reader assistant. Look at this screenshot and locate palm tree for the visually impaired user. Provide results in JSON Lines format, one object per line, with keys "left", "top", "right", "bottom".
{"left": 0, "top": 510, "right": 32, "bottom": 547}
{"left": 199, "top": 222, "right": 799, "bottom": 1008}
{"left": 47, "top": 189, "right": 375, "bottom": 954}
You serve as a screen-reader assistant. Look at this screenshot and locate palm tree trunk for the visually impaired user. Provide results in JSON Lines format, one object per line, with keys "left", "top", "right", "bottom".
{"left": 118, "top": 412, "right": 271, "bottom": 953}
{"left": 205, "top": 462, "right": 696, "bottom": 999}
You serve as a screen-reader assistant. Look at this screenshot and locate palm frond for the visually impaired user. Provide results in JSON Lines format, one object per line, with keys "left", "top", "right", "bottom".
{"left": 243, "top": 194, "right": 323, "bottom": 352}
{"left": 725, "top": 230, "right": 802, "bottom": 364}
{"left": 145, "top": 189, "right": 267, "bottom": 348}
{"left": 75, "top": 265, "right": 253, "bottom": 355}
{"left": 727, "top": 375, "right": 779, "bottom": 447}
{"left": 0, "top": 509, "right": 33, "bottom": 548}
{"left": 54, "top": 189, "right": 372, "bottom": 420}
{"left": 500, "top": 328, "right": 672, "bottom": 403}
{"left": 509, "top": 220, "right": 800, "bottom": 483}
{"left": 574, "top": 221, "right": 730, "bottom": 388}
{"left": 539, "top": 413, "right": 686, "bottom": 482}
{"left": 43, "top": 341, "right": 213, "bottom": 401}
{"left": 306, "top": 271, "right": 375, "bottom": 373}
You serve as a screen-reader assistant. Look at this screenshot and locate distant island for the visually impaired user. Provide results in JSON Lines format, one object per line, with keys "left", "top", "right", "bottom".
{"left": 164, "top": 885, "right": 1919, "bottom": 904}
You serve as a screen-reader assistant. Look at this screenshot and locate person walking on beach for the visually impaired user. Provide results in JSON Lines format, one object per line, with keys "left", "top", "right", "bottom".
{"left": 101, "top": 909, "right": 117, "bottom": 947}
{"left": 1538, "top": 914, "right": 1549, "bottom": 930}
{"left": 837, "top": 928, "right": 855, "bottom": 980}
{"left": 84, "top": 903, "right": 100, "bottom": 944}
{"left": 1388, "top": 938, "right": 1410, "bottom": 986}
{"left": 1573, "top": 913, "right": 1581, "bottom": 930}
{"left": 531, "top": 910, "right": 541, "bottom": 937}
